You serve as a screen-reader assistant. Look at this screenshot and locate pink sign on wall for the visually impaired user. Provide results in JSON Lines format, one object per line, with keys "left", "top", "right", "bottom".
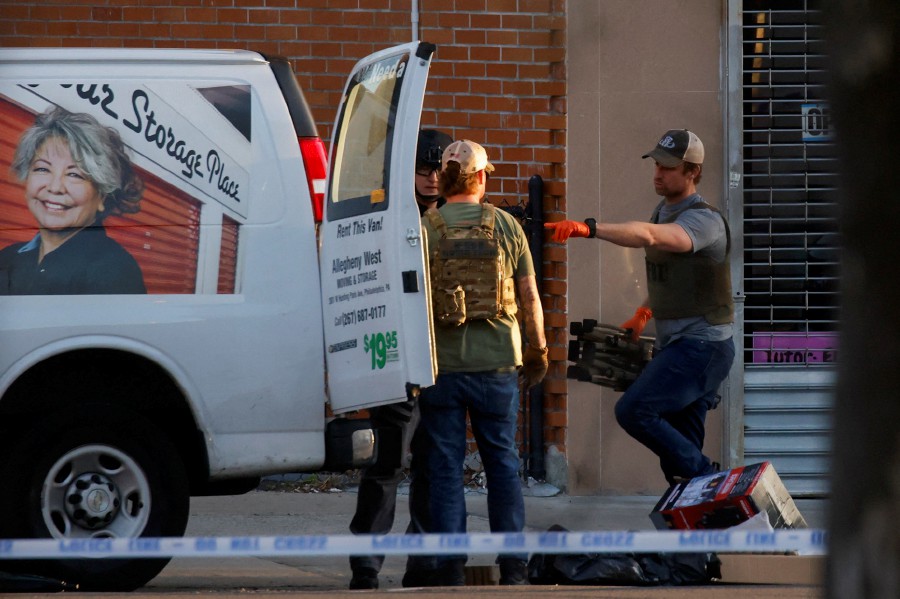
{"left": 751, "top": 332, "right": 838, "bottom": 364}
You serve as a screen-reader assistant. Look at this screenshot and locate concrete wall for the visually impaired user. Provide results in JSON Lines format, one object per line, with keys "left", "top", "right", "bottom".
{"left": 565, "top": 0, "right": 726, "bottom": 495}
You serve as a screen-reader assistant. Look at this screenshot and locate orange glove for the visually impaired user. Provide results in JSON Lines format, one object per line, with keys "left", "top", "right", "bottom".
{"left": 544, "top": 220, "right": 591, "bottom": 243}
{"left": 620, "top": 307, "right": 653, "bottom": 342}
{"left": 522, "top": 345, "right": 549, "bottom": 387}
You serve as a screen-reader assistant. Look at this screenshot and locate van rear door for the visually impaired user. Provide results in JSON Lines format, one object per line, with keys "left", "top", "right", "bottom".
{"left": 319, "top": 42, "right": 436, "bottom": 413}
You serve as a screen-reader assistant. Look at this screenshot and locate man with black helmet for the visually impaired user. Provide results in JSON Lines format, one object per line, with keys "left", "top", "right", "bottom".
{"left": 414, "top": 129, "right": 453, "bottom": 215}
{"left": 347, "top": 129, "right": 453, "bottom": 590}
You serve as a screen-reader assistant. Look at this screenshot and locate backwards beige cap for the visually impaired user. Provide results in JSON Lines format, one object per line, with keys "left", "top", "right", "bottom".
{"left": 441, "top": 139, "right": 495, "bottom": 174}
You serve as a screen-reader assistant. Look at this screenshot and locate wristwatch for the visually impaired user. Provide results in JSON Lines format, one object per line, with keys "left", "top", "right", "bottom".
{"left": 584, "top": 218, "right": 597, "bottom": 238}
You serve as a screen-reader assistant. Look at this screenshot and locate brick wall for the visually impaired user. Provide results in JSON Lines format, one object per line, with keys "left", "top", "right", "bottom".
{"left": 0, "top": 0, "right": 570, "bottom": 469}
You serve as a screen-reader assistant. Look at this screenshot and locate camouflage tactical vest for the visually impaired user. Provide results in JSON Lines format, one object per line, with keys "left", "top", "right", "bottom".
{"left": 424, "top": 203, "right": 517, "bottom": 327}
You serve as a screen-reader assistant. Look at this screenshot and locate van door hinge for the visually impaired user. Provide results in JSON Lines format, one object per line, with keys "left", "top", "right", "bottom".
{"left": 406, "top": 228, "right": 420, "bottom": 247}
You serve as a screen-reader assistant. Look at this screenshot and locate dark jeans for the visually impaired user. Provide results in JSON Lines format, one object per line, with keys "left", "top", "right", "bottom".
{"left": 419, "top": 370, "right": 526, "bottom": 564}
{"left": 349, "top": 402, "right": 435, "bottom": 574}
{"left": 614, "top": 337, "right": 735, "bottom": 484}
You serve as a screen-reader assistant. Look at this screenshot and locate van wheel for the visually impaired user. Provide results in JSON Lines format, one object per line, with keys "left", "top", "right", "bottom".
{"left": 0, "top": 408, "right": 190, "bottom": 591}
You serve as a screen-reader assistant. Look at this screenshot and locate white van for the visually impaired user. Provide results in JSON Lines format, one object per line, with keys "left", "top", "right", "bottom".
{"left": 0, "top": 42, "right": 436, "bottom": 590}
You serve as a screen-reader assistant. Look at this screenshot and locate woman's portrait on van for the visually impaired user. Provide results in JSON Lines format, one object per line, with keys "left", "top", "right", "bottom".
{"left": 0, "top": 106, "right": 146, "bottom": 295}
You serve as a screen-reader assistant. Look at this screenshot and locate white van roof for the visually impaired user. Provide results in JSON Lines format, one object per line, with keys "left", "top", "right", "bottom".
{"left": 0, "top": 47, "right": 267, "bottom": 65}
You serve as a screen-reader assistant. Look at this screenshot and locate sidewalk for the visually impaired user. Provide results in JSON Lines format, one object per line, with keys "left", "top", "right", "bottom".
{"left": 166, "top": 485, "right": 827, "bottom": 592}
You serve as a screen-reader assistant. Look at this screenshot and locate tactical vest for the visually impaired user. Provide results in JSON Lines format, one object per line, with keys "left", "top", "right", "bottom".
{"left": 645, "top": 201, "right": 734, "bottom": 325}
{"left": 424, "top": 203, "right": 517, "bottom": 327}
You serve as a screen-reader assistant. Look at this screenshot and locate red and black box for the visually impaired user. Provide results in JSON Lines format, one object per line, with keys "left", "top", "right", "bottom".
{"left": 650, "top": 461, "right": 808, "bottom": 530}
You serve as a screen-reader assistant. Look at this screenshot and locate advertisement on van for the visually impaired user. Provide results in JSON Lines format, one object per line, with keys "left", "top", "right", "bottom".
{"left": 0, "top": 81, "right": 251, "bottom": 295}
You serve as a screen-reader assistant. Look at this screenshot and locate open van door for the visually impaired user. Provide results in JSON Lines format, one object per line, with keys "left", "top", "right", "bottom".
{"left": 320, "top": 42, "right": 436, "bottom": 413}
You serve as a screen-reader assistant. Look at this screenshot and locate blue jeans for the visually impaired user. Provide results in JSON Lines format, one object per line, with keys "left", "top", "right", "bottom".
{"left": 615, "top": 337, "right": 735, "bottom": 484}
{"left": 419, "top": 370, "right": 525, "bottom": 564}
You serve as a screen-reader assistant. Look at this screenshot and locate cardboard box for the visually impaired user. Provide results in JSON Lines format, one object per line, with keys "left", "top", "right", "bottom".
{"left": 718, "top": 554, "right": 824, "bottom": 584}
{"left": 650, "top": 462, "right": 808, "bottom": 530}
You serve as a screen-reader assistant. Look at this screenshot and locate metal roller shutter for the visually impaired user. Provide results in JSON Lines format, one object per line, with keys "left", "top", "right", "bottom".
{"left": 740, "top": 0, "right": 838, "bottom": 496}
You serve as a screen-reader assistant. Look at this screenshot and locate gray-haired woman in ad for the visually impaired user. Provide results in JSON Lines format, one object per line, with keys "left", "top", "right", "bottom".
{"left": 1, "top": 106, "right": 146, "bottom": 294}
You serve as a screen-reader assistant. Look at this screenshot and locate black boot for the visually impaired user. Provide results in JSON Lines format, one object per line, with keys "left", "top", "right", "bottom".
{"left": 432, "top": 559, "right": 466, "bottom": 586}
{"left": 349, "top": 566, "right": 379, "bottom": 590}
{"left": 498, "top": 557, "right": 529, "bottom": 585}
{"left": 402, "top": 566, "right": 437, "bottom": 588}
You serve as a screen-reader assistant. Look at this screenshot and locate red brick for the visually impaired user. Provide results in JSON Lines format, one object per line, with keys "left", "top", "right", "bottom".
{"left": 536, "top": 81, "right": 566, "bottom": 96}
{"left": 456, "top": 0, "right": 486, "bottom": 10}
{"left": 501, "top": 113, "right": 533, "bottom": 129}
{"left": 534, "top": 148, "right": 565, "bottom": 164}
{"left": 141, "top": 23, "right": 172, "bottom": 38}
{"left": 439, "top": 112, "right": 470, "bottom": 128}
{"left": 470, "top": 45, "right": 500, "bottom": 62}
{"left": 341, "top": 42, "right": 377, "bottom": 58}
{"left": 439, "top": 12, "right": 469, "bottom": 28}
{"left": 171, "top": 23, "right": 195, "bottom": 38}
{"left": 520, "top": 0, "right": 553, "bottom": 11}
{"left": 485, "top": 63, "right": 517, "bottom": 78}
{"left": 519, "top": 97, "right": 551, "bottom": 113}
{"left": 477, "top": 14, "right": 502, "bottom": 28}
{"left": 248, "top": 8, "right": 280, "bottom": 24}
{"left": 544, "top": 411, "right": 567, "bottom": 428}
{"left": 501, "top": 14, "right": 532, "bottom": 29}
{"left": 2, "top": 5, "right": 28, "bottom": 19}
{"left": 373, "top": 12, "right": 409, "bottom": 27}
{"left": 435, "top": 45, "right": 466, "bottom": 61}
{"left": 545, "top": 312, "right": 568, "bottom": 328}
{"left": 542, "top": 180, "right": 566, "bottom": 195}
{"left": 519, "top": 130, "right": 553, "bottom": 145}
{"left": 490, "top": 0, "right": 518, "bottom": 10}
{"left": 519, "top": 30, "right": 552, "bottom": 47}
{"left": 519, "top": 63, "right": 551, "bottom": 79}
{"left": 59, "top": 6, "right": 91, "bottom": 21}
{"left": 503, "top": 47, "right": 533, "bottom": 63}
{"left": 455, "top": 29, "right": 485, "bottom": 45}
{"left": 31, "top": 6, "right": 62, "bottom": 21}
{"left": 47, "top": 21, "right": 78, "bottom": 38}
{"left": 19, "top": 21, "right": 49, "bottom": 35}
{"left": 280, "top": 10, "right": 311, "bottom": 25}
{"left": 534, "top": 47, "right": 565, "bottom": 62}
{"left": 235, "top": 24, "right": 266, "bottom": 40}
{"left": 310, "top": 10, "right": 343, "bottom": 25}
{"left": 454, "top": 95, "right": 486, "bottom": 112}
{"left": 266, "top": 25, "right": 297, "bottom": 40}
{"left": 488, "top": 30, "right": 519, "bottom": 46}
{"left": 535, "top": 114, "right": 566, "bottom": 130}
{"left": 185, "top": 8, "right": 216, "bottom": 22}
{"left": 503, "top": 146, "right": 534, "bottom": 162}
{"left": 537, "top": 14, "right": 566, "bottom": 30}
{"left": 503, "top": 80, "right": 534, "bottom": 96}
{"left": 78, "top": 21, "right": 109, "bottom": 36}
{"left": 343, "top": 11, "right": 375, "bottom": 26}
{"left": 108, "top": 22, "right": 142, "bottom": 38}
{"left": 123, "top": 7, "right": 155, "bottom": 21}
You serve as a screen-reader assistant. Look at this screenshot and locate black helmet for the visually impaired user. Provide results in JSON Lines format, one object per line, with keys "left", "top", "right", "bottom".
{"left": 416, "top": 129, "right": 453, "bottom": 169}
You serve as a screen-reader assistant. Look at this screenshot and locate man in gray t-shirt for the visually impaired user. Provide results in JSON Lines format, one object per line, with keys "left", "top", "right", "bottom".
{"left": 545, "top": 129, "right": 735, "bottom": 485}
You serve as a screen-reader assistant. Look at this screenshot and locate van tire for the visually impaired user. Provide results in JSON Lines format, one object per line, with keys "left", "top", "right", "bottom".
{"left": 0, "top": 407, "right": 190, "bottom": 591}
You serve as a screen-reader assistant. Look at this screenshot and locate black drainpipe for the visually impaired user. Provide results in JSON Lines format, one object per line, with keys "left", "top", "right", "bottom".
{"left": 526, "top": 175, "right": 545, "bottom": 481}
